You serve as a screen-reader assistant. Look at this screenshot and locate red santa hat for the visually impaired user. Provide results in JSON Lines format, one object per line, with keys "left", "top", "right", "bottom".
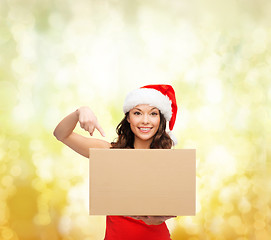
{"left": 123, "top": 84, "right": 178, "bottom": 145}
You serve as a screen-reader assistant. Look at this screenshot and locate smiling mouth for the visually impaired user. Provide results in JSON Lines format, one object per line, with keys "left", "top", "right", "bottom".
{"left": 138, "top": 127, "right": 152, "bottom": 133}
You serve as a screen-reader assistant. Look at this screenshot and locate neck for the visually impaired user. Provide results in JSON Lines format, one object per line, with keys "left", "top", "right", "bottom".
{"left": 133, "top": 137, "right": 153, "bottom": 149}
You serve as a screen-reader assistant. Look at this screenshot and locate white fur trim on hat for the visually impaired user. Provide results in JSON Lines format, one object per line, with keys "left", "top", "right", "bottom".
{"left": 123, "top": 88, "right": 172, "bottom": 121}
{"left": 168, "top": 131, "right": 178, "bottom": 146}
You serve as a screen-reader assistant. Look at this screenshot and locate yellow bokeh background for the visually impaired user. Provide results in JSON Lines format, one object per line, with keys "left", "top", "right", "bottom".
{"left": 1, "top": 0, "right": 271, "bottom": 239}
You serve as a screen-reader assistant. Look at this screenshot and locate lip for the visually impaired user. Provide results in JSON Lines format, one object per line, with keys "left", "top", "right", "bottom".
{"left": 138, "top": 127, "right": 152, "bottom": 133}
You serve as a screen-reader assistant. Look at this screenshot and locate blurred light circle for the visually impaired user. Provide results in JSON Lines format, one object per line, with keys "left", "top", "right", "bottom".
{"left": 10, "top": 165, "right": 22, "bottom": 177}
{"left": 1, "top": 176, "right": 13, "bottom": 187}
{"left": 0, "top": 81, "right": 17, "bottom": 111}
{"left": 1, "top": 227, "right": 14, "bottom": 240}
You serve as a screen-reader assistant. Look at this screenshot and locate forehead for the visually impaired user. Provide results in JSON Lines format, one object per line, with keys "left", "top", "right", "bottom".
{"left": 133, "top": 104, "right": 159, "bottom": 111}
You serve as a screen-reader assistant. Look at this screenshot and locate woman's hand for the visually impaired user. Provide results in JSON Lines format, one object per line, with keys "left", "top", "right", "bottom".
{"left": 77, "top": 106, "right": 105, "bottom": 137}
{"left": 128, "top": 216, "right": 176, "bottom": 225}
{"left": 53, "top": 107, "right": 110, "bottom": 157}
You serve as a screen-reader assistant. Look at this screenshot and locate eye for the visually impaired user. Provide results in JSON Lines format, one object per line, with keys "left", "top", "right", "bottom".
{"left": 150, "top": 112, "right": 158, "bottom": 116}
{"left": 134, "top": 111, "right": 141, "bottom": 115}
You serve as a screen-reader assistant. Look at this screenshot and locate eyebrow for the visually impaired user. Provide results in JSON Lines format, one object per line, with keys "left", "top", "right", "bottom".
{"left": 133, "top": 107, "right": 158, "bottom": 111}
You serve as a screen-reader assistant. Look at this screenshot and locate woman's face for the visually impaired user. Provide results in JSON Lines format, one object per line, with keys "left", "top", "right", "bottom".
{"left": 127, "top": 104, "right": 160, "bottom": 143}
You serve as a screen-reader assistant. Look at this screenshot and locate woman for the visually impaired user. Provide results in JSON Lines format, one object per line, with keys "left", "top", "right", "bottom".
{"left": 53, "top": 84, "right": 178, "bottom": 240}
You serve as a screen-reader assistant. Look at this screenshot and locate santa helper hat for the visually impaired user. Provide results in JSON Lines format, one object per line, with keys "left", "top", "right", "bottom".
{"left": 123, "top": 84, "right": 178, "bottom": 145}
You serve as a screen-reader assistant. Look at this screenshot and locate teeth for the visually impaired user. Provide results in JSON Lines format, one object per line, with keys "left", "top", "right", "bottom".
{"left": 139, "top": 128, "right": 151, "bottom": 131}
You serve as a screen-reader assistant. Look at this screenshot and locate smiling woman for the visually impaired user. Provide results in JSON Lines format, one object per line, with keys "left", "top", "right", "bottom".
{"left": 53, "top": 84, "right": 178, "bottom": 239}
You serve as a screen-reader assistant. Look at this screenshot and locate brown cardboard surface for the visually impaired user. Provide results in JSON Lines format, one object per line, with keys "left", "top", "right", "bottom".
{"left": 89, "top": 149, "right": 196, "bottom": 216}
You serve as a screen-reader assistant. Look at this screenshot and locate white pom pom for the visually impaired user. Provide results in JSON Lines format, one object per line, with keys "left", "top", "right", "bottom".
{"left": 168, "top": 131, "right": 178, "bottom": 146}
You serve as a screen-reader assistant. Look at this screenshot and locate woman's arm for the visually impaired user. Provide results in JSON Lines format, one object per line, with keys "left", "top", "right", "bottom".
{"left": 53, "top": 106, "right": 111, "bottom": 158}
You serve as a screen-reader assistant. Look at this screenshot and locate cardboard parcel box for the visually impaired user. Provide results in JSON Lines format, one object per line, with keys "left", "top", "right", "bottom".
{"left": 89, "top": 149, "right": 196, "bottom": 216}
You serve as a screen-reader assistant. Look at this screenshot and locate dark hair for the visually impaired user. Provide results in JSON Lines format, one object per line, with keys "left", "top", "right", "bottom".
{"left": 111, "top": 111, "right": 173, "bottom": 149}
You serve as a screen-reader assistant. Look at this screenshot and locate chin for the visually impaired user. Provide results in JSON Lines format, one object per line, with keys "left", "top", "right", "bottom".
{"left": 137, "top": 135, "right": 155, "bottom": 141}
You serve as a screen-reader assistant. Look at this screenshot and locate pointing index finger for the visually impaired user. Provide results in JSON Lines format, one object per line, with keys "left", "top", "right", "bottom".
{"left": 96, "top": 123, "right": 106, "bottom": 137}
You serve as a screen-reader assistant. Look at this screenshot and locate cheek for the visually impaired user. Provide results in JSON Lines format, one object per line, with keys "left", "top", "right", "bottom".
{"left": 128, "top": 116, "right": 139, "bottom": 126}
{"left": 154, "top": 117, "right": 160, "bottom": 127}
{"left": 129, "top": 115, "right": 141, "bottom": 125}
{"left": 128, "top": 117, "right": 137, "bottom": 126}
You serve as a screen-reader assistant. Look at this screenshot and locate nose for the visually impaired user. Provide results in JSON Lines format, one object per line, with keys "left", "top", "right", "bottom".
{"left": 142, "top": 114, "right": 149, "bottom": 124}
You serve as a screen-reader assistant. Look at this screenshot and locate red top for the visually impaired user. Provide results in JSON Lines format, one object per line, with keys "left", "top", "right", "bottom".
{"left": 104, "top": 216, "right": 171, "bottom": 240}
